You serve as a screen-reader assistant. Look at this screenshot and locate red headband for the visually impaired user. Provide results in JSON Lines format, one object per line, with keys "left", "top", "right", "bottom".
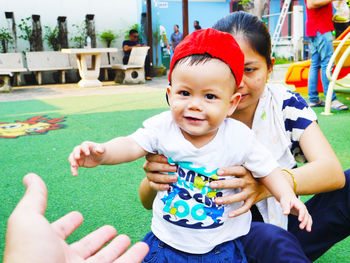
{"left": 168, "top": 28, "right": 244, "bottom": 85}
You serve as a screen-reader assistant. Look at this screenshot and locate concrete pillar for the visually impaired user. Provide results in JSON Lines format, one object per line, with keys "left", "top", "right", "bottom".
{"left": 85, "top": 14, "right": 96, "bottom": 48}
{"left": 292, "top": 5, "right": 304, "bottom": 61}
{"left": 5, "top": 12, "right": 17, "bottom": 52}
{"left": 57, "top": 16, "right": 68, "bottom": 49}
{"left": 31, "top": 15, "right": 43, "bottom": 51}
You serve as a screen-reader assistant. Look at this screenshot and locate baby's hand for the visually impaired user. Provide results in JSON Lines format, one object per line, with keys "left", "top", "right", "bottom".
{"left": 280, "top": 196, "right": 312, "bottom": 232}
{"left": 68, "top": 141, "right": 105, "bottom": 176}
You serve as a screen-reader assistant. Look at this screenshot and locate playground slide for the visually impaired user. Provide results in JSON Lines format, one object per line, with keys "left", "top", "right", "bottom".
{"left": 285, "top": 26, "right": 350, "bottom": 92}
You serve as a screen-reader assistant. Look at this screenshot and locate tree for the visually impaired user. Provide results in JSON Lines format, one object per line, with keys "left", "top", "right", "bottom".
{"left": 0, "top": 27, "right": 14, "bottom": 53}
{"left": 44, "top": 26, "right": 59, "bottom": 51}
{"left": 99, "top": 30, "right": 119, "bottom": 47}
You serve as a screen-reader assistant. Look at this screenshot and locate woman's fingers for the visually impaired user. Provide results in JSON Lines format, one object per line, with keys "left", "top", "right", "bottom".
{"left": 210, "top": 177, "right": 244, "bottom": 190}
{"left": 145, "top": 153, "right": 169, "bottom": 164}
{"left": 217, "top": 165, "right": 248, "bottom": 177}
{"left": 143, "top": 160, "right": 177, "bottom": 174}
{"left": 149, "top": 180, "right": 170, "bottom": 191}
{"left": 147, "top": 172, "right": 177, "bottom": 184}
{"left": 228, "top": 199, "right": 254, "bottom": 217}
{"left": 215, "top": 190, "right": 248, "bottom": 205}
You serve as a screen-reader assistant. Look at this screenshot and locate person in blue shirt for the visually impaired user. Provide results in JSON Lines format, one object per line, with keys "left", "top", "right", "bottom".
{"left": 170, "top": 25, "right": 183, "bottom": 52}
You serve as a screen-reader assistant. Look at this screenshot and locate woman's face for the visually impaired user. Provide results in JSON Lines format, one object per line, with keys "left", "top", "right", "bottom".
{"left": 233, "top": 35, "right": 273, "bottom": 114}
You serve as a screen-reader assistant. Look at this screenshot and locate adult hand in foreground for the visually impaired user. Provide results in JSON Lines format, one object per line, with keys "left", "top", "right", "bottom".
{"left": 4, "top": 173, "right": 149, "bottom": 263}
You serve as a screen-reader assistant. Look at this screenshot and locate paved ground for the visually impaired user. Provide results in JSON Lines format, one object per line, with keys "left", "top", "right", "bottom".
{"left": 0, "top": 64, "right": 290, "bottom": 102}
{"left": 0, "top": 75, "right": 169, "bottom": 102}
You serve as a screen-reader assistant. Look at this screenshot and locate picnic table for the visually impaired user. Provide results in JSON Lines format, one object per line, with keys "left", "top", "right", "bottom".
{"left": 61, "top": 48, "right": 118, "bottom": 88}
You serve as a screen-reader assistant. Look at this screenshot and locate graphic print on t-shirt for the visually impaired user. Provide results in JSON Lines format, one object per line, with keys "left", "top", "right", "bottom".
{"left": 161, "top": 158, "right": 225, "bottom": 229}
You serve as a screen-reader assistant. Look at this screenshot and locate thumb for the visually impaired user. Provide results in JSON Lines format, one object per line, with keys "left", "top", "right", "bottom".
{"left": 15, "top": 173, "right": 48, "bottom": 215}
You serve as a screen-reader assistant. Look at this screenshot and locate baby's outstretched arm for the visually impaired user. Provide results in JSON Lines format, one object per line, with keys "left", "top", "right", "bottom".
{"left": 68, "top": 137, "right": 147, "bottom": 176}
{"left": 259, "top": 168, "right": 313, "bottom": 232}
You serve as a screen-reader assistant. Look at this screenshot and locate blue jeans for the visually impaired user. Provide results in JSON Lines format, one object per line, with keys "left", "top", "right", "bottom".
{"left": 308, "top": 31, "right": 337, "bottom": 103}
{"left": 239, "top": 169, "right": 350, "bottom": 262}
{"left": 142, "top": 232, "right": 247, "bottom": 263}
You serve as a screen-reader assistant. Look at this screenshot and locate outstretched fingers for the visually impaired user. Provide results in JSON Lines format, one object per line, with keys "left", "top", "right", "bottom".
{"left": 71, "top": 225, "right": 117, "bottom": 259}
{"left": 112, "top": 241, "right": 149, "bottom": 263}
{"left": 15, "top": 173, "right": 48, "bottom": 215}
{"left": 287, "top": 199, "right": 312, "bottom": 232}
{"left": 51, "top": 211, "right": 84, "bottom": 239}
{"left": 68, "top": 141, "right": 105, "bottom": 176}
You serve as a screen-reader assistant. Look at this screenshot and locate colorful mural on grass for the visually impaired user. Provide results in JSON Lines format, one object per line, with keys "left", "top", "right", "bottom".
{"left": 0, "top": 115, "right": 66, "bottom": 139}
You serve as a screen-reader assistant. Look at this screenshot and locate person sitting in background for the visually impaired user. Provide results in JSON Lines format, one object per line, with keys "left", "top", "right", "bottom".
{"left": 3, "top": 173, "right": 149, "bottom": 263}
{"left": 122, "top": 29, "right": 152, "bottom": 81}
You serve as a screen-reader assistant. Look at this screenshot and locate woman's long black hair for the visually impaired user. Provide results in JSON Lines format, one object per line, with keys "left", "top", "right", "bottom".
{"left": 212, "top": 11, "right": 272, "bottom": 68}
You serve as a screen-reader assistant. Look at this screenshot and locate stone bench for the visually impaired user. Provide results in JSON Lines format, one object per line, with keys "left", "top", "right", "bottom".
{"left": 0, "top": 53, "right": 27, "bottom": 92}
{"left": 26, "top": 51, "right": 73, "bottom": 85}
{"left": 111, "top": 46, "right": 150, "bottom": 84}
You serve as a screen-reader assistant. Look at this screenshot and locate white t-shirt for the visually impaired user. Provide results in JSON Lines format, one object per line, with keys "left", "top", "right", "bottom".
{"left": 130, "top": 111, "right": 279, "bottom": 253}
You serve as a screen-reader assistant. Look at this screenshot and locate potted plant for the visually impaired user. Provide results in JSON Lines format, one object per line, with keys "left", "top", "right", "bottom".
{"left": 99, "top": 30, "right": 120, "bottom": 47}
{"left": 70, "top": 23, "right": 87, "bottom": 48}
{"left": 18, "top": 17, "right": 33, "bottom": 51}
{"left": 44, "top": 25, "right": 59, "bottom": 51}
{"left": 0, "top": 27, "right": 14, "bottom": 53}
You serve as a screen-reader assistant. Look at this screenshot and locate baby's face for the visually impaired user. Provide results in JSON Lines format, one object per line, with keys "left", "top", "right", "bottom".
{"left": 168, "top": 58, "right": 240, "bottom": 145}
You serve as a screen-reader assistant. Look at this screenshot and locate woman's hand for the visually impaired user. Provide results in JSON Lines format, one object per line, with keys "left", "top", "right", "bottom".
{"left": 143, "top": 153, "right": 178, "bottom": 191}
{"left": 209, "top": 166, "right": 271, "bottom": 217}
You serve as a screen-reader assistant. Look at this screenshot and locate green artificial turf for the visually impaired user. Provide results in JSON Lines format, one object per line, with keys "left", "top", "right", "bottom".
{"left": 0, "top": 89, "right": 349, "bottom": 262}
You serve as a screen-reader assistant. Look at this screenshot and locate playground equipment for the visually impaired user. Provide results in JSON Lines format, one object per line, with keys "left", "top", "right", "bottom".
{"left": 271, "top": 0, "right": 292, "bottom": 54}
{"left": 285, "top": 26, "right": 350, "bottom": 114}
{"left": 322, "top": 30, "right": 350, "bottom": 115}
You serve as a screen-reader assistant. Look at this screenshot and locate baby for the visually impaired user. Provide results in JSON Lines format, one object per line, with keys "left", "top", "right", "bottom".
{"left": 69, "top": 28, "right": 312, "bottom": 262}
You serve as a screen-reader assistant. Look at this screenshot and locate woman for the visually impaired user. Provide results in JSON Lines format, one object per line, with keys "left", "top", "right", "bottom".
{"left": 139, "top": 12, "right": 350, "bottom": 262}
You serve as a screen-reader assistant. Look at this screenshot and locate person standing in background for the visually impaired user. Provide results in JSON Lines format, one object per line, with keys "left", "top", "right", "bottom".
{"left": 159, "top": 25, "right": 170, "bottom": 55}
{"left": 305, "top": 0, "right": 348, "bottom": 110}
{"left": 194, "top": 20, "right": 202, "bottom": 30}
{"left": 170, "top": 25, "right": 183, "bottom": 52}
